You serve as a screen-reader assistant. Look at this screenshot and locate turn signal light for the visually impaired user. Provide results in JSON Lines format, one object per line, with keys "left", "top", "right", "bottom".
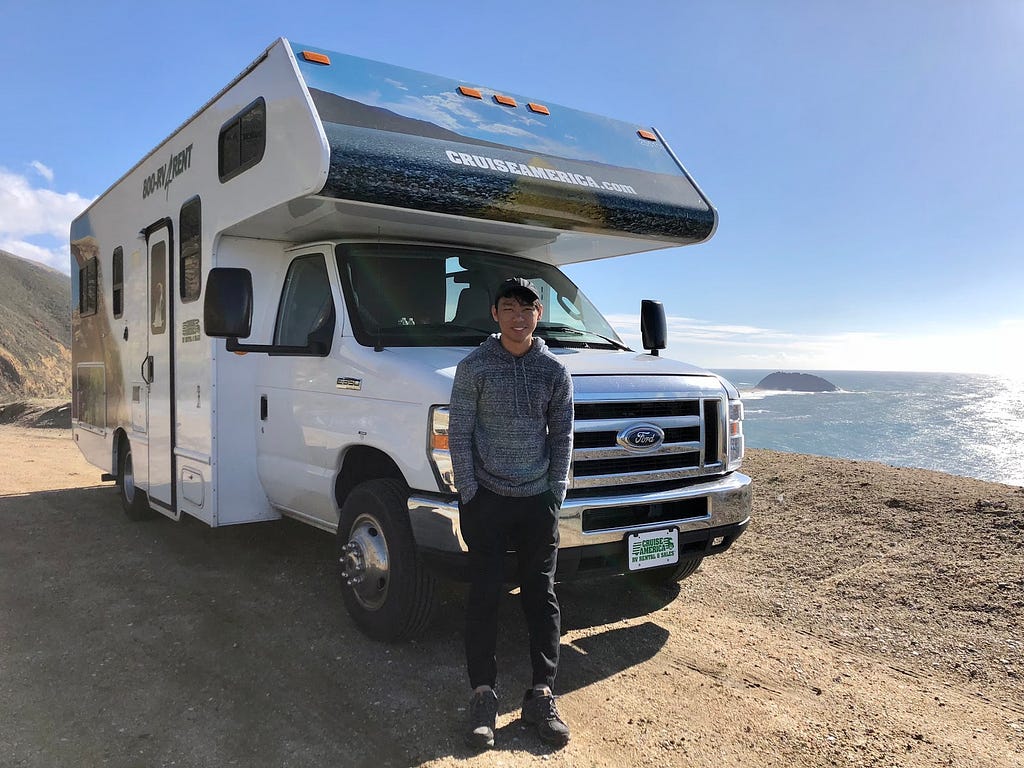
{"left": 301, "top": 51, "right": 331, "bottom": 65}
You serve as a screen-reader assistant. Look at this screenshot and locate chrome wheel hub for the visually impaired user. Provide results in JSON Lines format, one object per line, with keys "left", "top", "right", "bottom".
{"left": 340, "top": 513, "right": 390, "bottom": 610}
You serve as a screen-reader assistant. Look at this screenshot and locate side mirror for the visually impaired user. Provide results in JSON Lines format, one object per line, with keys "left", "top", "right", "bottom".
{"left": 203, "top": 267, "right": 330, "bottom": 357}
{"left": 640, "top": 299, "right": 667, "bottom": 356}
{"left": 204, "top": 268, "right": 253, "bottom": 338}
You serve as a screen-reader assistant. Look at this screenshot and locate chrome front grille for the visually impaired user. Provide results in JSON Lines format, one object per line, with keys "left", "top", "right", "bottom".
{"left": 570, "top": 396, "right": 725, "bottom": 491}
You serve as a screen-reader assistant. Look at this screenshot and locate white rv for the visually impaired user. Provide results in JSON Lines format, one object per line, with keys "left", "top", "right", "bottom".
{"left": 71, "top": 38, "right": 751, "bottom": 640}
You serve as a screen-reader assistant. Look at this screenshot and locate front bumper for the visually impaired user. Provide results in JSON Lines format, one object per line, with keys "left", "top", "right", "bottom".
{"left": 408, "top": 471, "right": 752, "bottom": 556}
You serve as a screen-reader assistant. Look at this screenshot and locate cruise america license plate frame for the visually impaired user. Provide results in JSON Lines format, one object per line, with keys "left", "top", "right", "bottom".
{"left": 626, "top": 528, "right": 680, "bottom": 571}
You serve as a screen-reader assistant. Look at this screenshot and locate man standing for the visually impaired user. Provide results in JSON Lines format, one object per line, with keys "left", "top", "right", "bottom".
{"left": 448, "top": 277, "right": 574, "bottom": 750}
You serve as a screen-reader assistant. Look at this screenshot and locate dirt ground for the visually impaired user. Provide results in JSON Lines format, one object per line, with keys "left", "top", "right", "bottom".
{"left": 0, "top": 421, "right": 1021, "bottom": 767}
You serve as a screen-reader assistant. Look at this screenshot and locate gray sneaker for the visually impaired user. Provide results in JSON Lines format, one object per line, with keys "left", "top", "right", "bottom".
{"left": 465, "top": 688, "right": 498, "bottom": 750}
{"left": 521, "top": 689, "right": 570, "bottom": 747}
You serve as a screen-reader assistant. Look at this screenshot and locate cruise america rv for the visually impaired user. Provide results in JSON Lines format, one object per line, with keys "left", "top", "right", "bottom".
{"left": 71, "top": 38, "right": 751, "bottom": 640}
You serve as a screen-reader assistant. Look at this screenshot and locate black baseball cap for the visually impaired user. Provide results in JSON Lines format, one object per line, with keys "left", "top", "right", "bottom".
{"left": 494, "top": 277, "right": 541, "bottom": 306}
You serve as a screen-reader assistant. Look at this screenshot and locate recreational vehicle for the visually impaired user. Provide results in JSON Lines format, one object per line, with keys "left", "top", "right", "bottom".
{"left": 71, "top": 38, "right": 751, "bottom": 640}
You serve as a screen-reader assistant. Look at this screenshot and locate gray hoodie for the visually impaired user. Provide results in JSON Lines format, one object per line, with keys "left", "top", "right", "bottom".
{"left": 449, "top": 335, "right": 574, "bottom": 505}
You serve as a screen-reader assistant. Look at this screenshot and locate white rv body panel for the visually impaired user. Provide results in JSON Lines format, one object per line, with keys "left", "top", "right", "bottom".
{"left": 209, "top": 237, "right": 288, "bottom": 526}
{"left": 70, "top": 39, "right": 330, "bottom": 524}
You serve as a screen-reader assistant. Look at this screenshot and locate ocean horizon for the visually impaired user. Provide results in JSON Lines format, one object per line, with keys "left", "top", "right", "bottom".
{"left": 712, "top": 369, "right": 1024, "bottom": 488}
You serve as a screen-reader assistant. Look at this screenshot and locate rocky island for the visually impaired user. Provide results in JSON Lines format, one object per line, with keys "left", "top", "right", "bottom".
{"left": 755, "top": 371, "right": 839, "bottom": 392}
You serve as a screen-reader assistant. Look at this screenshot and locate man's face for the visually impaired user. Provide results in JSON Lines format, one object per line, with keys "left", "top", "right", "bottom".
{"left": 492, "top": 296, "right": 542, "bottom": 346}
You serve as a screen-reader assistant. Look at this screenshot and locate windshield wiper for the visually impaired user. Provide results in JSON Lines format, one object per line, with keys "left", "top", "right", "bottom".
{"left": 539, "top": 325, "right": 631, "bottom": 351}
{"left": 440, "top": 323, "right": 496, "bottom": 335}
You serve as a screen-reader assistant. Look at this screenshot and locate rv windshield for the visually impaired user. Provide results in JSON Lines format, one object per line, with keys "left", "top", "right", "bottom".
{"left": 335, "top": 243, "right": 628, "bottom": 350}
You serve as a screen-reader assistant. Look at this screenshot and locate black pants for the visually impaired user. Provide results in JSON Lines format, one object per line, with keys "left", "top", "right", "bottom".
{"left": 460, "top": 486, "right": 561, "bottom": 690}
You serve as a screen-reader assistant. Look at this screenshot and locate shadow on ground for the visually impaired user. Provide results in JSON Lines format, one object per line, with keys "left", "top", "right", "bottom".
{"left": 0, "top": 484, "right": 680, "bottom": 766}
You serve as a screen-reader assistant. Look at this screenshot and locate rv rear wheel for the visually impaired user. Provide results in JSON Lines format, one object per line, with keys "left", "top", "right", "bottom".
{"left": 634, "top": 555, "right": 703, "bottom": 587}
{"left": 117, "top": 437, "right": 153, "bottom": 520}
{"left": 336, "top": 479, "right": 436, "bottom": 641}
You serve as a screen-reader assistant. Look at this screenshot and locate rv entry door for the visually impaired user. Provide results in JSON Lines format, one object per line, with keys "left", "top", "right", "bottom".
{"left": 145, "top": 223, "right": 177, "bottom": 518}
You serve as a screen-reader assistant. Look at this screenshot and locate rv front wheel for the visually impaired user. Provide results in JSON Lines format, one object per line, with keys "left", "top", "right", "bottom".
{"left": 117, "top": 438, "right": 153, "bottom": 520}
{"left": 336, "top": 479, "right": 436, "bottom": 641}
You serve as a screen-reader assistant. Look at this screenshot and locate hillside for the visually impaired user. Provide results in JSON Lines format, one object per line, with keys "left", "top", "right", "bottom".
{"left": 0, "top": 249, "right": 71, "bottom": 400}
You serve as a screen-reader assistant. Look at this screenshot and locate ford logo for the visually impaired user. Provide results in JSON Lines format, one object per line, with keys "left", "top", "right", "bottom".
{"left": 616, "top": 423, "right": 665, "bottom": 452}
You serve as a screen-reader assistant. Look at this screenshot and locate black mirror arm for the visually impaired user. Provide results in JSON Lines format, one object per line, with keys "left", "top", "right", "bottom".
{"left": 224, "top": 338, "right": 329, "bottom": 357}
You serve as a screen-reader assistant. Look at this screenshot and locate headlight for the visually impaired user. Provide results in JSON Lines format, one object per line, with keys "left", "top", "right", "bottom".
{"left": 428, "top": 405, "right": 457, "bottom": 493}
{"left": 727, "top": 398, "right": 744, "bottom": 469}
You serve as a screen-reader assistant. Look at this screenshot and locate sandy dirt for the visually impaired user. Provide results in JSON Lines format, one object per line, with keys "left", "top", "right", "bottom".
{"left": 0, "top": 423, "right": 1021, "bottom": 767}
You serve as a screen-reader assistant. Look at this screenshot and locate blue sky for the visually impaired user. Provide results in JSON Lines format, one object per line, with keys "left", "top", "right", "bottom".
{"left": 1, "top": 0, "right": 1021, "bottom": 375}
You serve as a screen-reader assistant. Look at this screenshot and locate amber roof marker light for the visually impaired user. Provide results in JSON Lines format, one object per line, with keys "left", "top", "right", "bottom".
{"left": 458, "top": 86, "right": 548, "bottom": 114}
{"left": 301, "top": 51, "right": 331, "bottom": 65}
{"left": 637, "top": 129, "right": 658, "bottom": 141}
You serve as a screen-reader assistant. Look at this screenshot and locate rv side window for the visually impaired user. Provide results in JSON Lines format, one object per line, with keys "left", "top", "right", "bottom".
{"left": 218, "top": 98, "right": 266, "bottom": 182}
{"left": 79, "top": 256, "right": 98, "bottom": 317}
{"left": 112, "top": 247, "right": 123, "bottom": 318}
{"left": 179, "top": 197, "right": 202, "bottom": 302}
{"left": 274, "top": 254, "right": 335, "bottom": 348}
{"left": 150, "top": 242, "right": 167, "bottom": 335}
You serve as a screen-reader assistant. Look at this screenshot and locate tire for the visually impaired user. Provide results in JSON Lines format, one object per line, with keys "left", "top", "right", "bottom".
{"left": 117, "top": 437, "right": 153, "bottom": 520}
{"left": 336, "top": 478, "right": 436, "bottom": 641}
{"left": 634, "top": 555, "right": 704, "bottom": 587}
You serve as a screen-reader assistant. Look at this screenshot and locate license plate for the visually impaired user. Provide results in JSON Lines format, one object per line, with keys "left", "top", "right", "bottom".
{"left": 627, "top": 528, "right": 679, "bottom": 571}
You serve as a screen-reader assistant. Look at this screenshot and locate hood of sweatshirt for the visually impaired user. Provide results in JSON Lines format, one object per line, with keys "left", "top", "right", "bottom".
{"left": 477, "top": 335, "right": 549, "bottom": 416}
{"left": 478, "top": 334, "right": 546, "bottom": 362}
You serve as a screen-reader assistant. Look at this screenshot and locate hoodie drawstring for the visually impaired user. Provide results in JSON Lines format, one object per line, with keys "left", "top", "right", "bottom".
{"left": 513, "top": 356, "right": 520, "bottom": 415}
{"left": 512, "top": 355, "right": 533, "bottom": 415}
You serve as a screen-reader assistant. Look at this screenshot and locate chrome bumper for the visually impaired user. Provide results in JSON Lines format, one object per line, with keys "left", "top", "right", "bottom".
{"left": 408, "top": 471, "right": 752, "bottom": 554}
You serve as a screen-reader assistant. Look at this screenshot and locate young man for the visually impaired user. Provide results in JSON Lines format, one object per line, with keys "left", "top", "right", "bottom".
{"left": 448, "top": 277, "right": 574, "bottom": 750}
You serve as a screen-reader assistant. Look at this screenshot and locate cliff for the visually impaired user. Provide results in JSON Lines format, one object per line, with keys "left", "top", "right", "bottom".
{"left": 0, "top": 250, "right": 71, "bottom": 400}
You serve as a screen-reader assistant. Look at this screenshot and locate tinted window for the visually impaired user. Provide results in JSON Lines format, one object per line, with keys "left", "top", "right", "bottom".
{"left": 180, "top": 197, "right": 202, "bottom": 302}
{"left": 336, "top": 243, "right": 624, "bottom": 349}
{"left": 112, "top": 247, "right": 123, "bottom": 318}
{"left": 150, "top": 241, "right": 166, "bottom": 335}
{"left": 79, "top": 257, "right": 98, "bottom": 317}
{"left": 219, "top": 98, "right": 266, "bottom": 182}
{"left": 274, "top": 254, "right": 334, "bottom": 350}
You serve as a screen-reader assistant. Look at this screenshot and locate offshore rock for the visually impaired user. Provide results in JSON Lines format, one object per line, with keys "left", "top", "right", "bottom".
{"left": 755, "top": 371, "right": 839, "bottom": 392}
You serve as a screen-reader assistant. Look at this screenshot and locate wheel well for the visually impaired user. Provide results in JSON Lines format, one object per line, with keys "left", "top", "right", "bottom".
{"left": 336, "top": 446, "right": 406, "bottom": 508}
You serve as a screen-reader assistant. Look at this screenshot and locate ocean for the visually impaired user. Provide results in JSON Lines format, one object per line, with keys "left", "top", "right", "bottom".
{"left": 712, "top": 370, "right": 1024, "bottom": 487}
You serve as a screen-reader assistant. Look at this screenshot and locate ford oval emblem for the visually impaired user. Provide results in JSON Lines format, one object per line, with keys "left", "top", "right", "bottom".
{"left": 617, "top": 423, "right": 665, "bottom": 452}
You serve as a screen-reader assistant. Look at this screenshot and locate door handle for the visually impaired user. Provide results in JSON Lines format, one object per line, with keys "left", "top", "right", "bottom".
{"left": 141, "top": 356, "right": 154, "bottom": 384}
{"left": 260, "top": 395, "right": 268, "bottom": 421}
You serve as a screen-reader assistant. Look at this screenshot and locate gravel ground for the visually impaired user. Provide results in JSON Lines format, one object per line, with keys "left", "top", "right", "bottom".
{"left": 0, "top": 424, "right": 1021, "bottom": 767}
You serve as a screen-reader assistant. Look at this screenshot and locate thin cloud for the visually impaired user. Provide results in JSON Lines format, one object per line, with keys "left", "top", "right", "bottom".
{"left": 0, "top": 168, "right": 92, "bottom": 272}
{"left": 0, "top": 238, "right": 68, "bottom": 271}
{"left": 607, "top": 313, "right": 1023, "bottom": 376}
{"left": 30, "top": 161, "right": 54, "bottom": 183}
